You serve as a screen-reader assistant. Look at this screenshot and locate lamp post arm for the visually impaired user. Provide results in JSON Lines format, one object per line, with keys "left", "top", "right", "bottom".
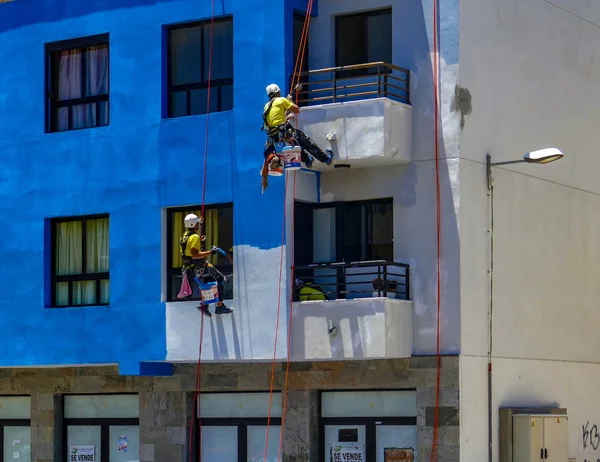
{"left": 486, "top": 155, "right": 525, "bottom": 190}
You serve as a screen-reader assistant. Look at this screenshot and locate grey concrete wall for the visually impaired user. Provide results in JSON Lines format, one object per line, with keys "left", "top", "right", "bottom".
{"left": 458, "top": 0, "right": 600, "bottom": 461}
{"left": 0, "top": 357, "right": 458, "bottom": 462}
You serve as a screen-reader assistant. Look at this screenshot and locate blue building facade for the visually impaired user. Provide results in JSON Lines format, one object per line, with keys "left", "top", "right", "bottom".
{"left": 0, "top": 0, "right": 315, "bottom": 374}
{"left": 0, "top": 0, "right": 463, "bottom": 461}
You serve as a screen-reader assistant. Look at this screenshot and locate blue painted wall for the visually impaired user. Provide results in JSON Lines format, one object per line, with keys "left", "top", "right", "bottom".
{"left": 0, "top": 0, "right": 311, "bottom": 374}
{"left": 0, "top": 0, "right": 460, "bottom": 372}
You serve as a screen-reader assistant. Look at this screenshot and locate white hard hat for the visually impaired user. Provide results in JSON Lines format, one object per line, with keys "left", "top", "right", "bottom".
{"left": 184, "top": 213, "right": 201, "bottom": 228}
{"left": 266, "top": 83, "right": 280, "bottom": 96}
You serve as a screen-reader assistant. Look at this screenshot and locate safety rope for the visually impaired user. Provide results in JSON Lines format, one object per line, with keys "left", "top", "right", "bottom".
{"left": 264, "top": 2, "right": 313, "bottom": 461}
{"left": 430, "top": 0, "right": 442, "bottom": 459}
{"left": 189, "top": 0, "right": 216, "bottom": 460}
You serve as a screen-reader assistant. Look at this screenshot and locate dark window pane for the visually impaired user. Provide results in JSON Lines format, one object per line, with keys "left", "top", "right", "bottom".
{"left": 368, "top": 202, "right": 393, "bottom": 260}
{"left": 84, "top": 44, "right": 109, "bottom": 96}
{"left": 170, "top": 26, "right": 202, "bottom": 85}
{"left": 190, "top": 87, "right": 218, "bottom": 115}
{"left": 367, "top": 12, "right": 392, "bottom": 64}
{"left": 170, "top": 91, "right": 188, "bottom": 117}
{"left": 336, "top": 14, "right": 365, "bottom": 66}
{"left": 342, "top": 204, "right": 363, "bottom": 262}
{"left": 204, "top": 20, "right": 233, "bottom": 80}
{"left": 57, "top": 49, "right": 83, "bottom": 101}
{"left": 220, "top": 83, "right": 233, "bottom": 111}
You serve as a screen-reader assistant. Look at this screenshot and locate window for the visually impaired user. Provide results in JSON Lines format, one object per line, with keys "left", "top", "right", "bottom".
{"left": 46, "top": 34, "right": 109, "bottom": 132}
{"left": 63, "top": 395, "right": 139, "bottom": 462}
{"left": 294, "top": 199, "right": 393, "bottom": 265}
{"left": 294, "top": 199, "right": 398, "bottom": 300}
{"left": 320, "top": 391, "right": 417, "bottom": 462}
{"left": 50, "top": 215, "right": 110, "bottom": 308}
{"left": 195, "top": 392, "right": 282, "bottom": 462}
{"left": 167, "top": 17, "right": 234, "bottom": 117}
{"left": 335, "top": 9, "right": 392, "bottom": 77}
{"left": 0, "top": 396, "right": 31, "bottom": 462}
{"left": 293, "top": 13, "right": 310, "bottom": 107}
{"left": 166, "top": 204, "right": 233, "bottom": 301}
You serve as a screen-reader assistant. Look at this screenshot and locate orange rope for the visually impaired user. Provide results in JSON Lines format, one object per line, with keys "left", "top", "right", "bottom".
{"left": 430, "top": 0, "right": 442, "bottom": 460}
{"left": 189, "top": 0, "right": 216, "bottom": 460}
{"left": 264, "top": 3, "right": 313, "bottom": 460}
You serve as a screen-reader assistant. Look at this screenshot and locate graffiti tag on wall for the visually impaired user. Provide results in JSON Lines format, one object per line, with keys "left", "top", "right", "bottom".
{"left": 583, "top": 421, "right": 600, "bottom": 462}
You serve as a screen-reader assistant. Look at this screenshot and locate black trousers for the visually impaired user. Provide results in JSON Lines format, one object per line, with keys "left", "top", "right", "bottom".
{"left": 264, "top": 123, "right": 330, "bottom": 164}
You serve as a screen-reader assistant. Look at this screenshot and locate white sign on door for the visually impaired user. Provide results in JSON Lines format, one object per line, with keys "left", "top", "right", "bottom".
{"left": 69, "top": 445, "right": 95, "bottom": 462}
{"left": 331, "top": 443, "right": 364, "bottom": 461}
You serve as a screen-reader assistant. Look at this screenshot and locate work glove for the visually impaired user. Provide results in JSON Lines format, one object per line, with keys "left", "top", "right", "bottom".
{"left": 211, "top": 246, "right": 227, "bottom": 256}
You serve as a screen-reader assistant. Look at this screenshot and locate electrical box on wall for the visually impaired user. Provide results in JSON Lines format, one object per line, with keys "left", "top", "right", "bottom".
{"left": 499, "top": 407, "right": 569, "bottom": 462}
{"left": 513, "top": 414, "right": 568, "bottom": 462}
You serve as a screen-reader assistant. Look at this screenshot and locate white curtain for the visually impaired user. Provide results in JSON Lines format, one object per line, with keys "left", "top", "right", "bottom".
{"left": 85, "top": 45, "right": 109, "bottom": 126}
{"left": 57, "top": 45, "right": 108, "bottom": 131}
{"left": 57, "top": 49, "right": 83, "bottom": 130}
{"left": 55, "top": 218, "right": 110, "bottom": 306}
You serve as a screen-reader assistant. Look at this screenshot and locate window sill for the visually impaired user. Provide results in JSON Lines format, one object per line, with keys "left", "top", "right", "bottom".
{"left": 161, "top": 109, "right": 233, "bottom": 121}
{"left": 46, "top": 304, "right": 110, "bottom": 310}
{"left": 45, "top": 123, "right": 110, "bottom": 135}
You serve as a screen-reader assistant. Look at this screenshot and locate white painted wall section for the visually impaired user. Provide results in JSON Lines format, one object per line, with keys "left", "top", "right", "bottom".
{"left": 297, "top": 98, "right": 412, "bottom": 169}
{"left": 290, "top": 299, "right": 413, "bottom": 361}
{"left": 320, "top": 164, "right": 461, "bottom": 354}
{"left": 166, "top": 244, "right": 288, "bottom": 362}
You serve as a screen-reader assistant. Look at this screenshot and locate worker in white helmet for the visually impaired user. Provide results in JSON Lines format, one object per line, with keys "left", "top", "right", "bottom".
{"left": 262, "top": 83, "right": 333, "bottom": 169}
{"left": 180, "top": 213, "right": 233, "bottom": 317}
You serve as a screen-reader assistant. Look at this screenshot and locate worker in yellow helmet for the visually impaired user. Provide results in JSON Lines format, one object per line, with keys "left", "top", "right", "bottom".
{"left": 295, "top": 278, "right": 327, "bottom": 302}
{"left": 180, "top": 213, "right": 233, "bottom": 318}
{"left": 261, "top": 83, "right": 333, "bottom": 169}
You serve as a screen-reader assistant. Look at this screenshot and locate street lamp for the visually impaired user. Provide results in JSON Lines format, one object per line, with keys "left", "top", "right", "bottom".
{"left": 487, "top": 148, "right": 564, "bottom": 190}
{"left": 485, "top": 147, "right": 564, "bottom": 462}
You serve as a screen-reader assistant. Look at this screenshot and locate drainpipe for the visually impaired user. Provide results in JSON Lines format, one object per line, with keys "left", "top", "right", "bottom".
{"left": 487, "top": 154, "right": 495, "bottom": 462}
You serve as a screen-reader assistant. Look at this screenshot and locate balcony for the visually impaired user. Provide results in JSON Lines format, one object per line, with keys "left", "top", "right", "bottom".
{"left": 294, "top": 62, "right": 412, "bottom": 170}
{"left": 290, "top": 260, "right": 413, "bottom": 361}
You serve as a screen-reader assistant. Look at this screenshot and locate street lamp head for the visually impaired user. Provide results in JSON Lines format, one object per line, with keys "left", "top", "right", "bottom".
{"left": 523, "top": 148, "right": 564, "bottom": 164}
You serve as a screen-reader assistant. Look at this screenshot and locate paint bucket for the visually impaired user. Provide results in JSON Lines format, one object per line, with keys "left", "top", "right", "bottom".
{"left": 282, "top": 145, "right": 302, "bottom": 170}
{"left": 268, "top": 156, "right": 284, "bottom": 176}
{"left": 198, "top": 281, "right": 219, "bottom": 304}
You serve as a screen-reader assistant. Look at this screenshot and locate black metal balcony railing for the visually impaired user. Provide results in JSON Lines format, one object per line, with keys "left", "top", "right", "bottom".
{"left": 291, "top": 62, "right": 410, "bottom": 106}
{"left": 293, "top": 260, "right": 410, "bottom": 302}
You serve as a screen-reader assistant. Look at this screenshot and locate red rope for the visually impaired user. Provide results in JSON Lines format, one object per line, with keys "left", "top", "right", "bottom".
{"left": 430, "top": 0, "right": 442, "bottom": 460}
{"left": 264, "top": 4, "right": 313, "bottom": 460}
{"left": 189, "top": 0, "right": 216, "bottom": 461}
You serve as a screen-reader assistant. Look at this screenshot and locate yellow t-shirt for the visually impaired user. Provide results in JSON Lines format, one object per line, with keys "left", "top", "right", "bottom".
{"left": 184, "top": 232, "right": 201, "bottom": 258}
{"left": 264, "top": 97, "right": 293, "bottom": 128}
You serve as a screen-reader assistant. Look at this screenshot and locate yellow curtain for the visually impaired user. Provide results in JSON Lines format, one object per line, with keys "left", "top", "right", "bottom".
{"left": 205, "top": 209, "right": 219, "bottom": 265}
{"left": 171, "top": 209, "right": 220, "bottom": 268}
{"left": 55, "top": 217, "right": 110, "bottom": 306}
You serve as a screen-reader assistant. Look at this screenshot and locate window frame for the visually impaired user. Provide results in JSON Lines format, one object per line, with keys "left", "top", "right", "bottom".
{"left": 318, "top": 389, "right": 417, "bottom": 462}
{"left": 166, "top": 16, "right": 234, "bottom": 118}
{"left": 49, "top": 213, "right": 110, "bottom": 308}
{"left": 294, "top": 198, "right": 394, "bottom": 266}
{"left": 62, "top": 393, "right": 139, "bottom": 462}
{"left": 334, "top": 8, "right": 392, "bottom": 78}
{"left": 0, "top": 418, "right": 31, "bottom": 462}
{"left": 166, "top": 203, "right": 234, "bottom": 302}
{"left": 194, "top": 391, "right": 283, "bottom": 462}
{"left": 45, "top": 33, "right": 110, "bottom": 133}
